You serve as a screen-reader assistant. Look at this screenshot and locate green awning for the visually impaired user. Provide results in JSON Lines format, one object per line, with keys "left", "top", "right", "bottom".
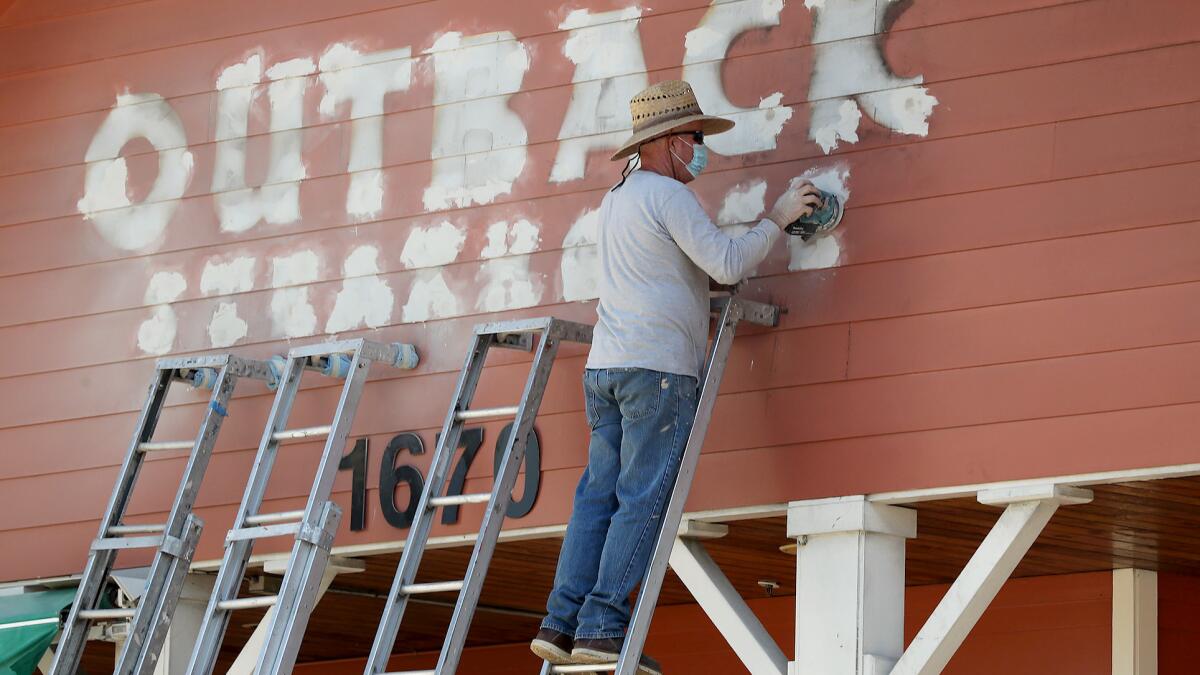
{"left": 0, "top": 588, "right": 75, "bottom": 675}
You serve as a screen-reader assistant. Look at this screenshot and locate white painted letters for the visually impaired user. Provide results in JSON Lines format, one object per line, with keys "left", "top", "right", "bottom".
{"left": 78, "top": 93, "right": 194, "bottom": 251}
{"left": 423, "top": 32, "right": 530, "bottom": 210}
{"left": 807, "top": 0, "right": 938, "bottom": 153}
{"left": 682, "top": 0, "right": 793, "bottom": 155}
{"left": 212, "top": 55, "right": 314, "bottom": 233}
{"left": 319, "top": 44, "right": 414, "bottom": 219}
{"left": 551, "top": 8, "right": 649, "bottom": 183}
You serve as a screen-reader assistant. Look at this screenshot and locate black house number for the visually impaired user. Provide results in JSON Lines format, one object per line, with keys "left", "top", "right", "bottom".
{"left": 336, "top": 423, "right": 542, "bottom": 532}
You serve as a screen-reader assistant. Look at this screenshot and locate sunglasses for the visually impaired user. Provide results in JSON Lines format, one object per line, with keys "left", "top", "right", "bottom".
{"left": 668, "top": 130, "right": 704, "bottom": 144}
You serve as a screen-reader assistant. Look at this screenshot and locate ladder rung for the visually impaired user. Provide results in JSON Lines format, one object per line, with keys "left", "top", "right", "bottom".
{"left": 272, "top": 425, "right": 332, "bottom": 442}
{"left": 401, "top": 580, "right": 464, "bottom": 595}
{"left": 551, "top": 665, "right": 617, "bottom": 673}
{"left": 78, "top": 608, "right": 137, "bottom": 620}
{"left": 244, "top": 509, "right": 305, "bottom": 525}
{"left": 429, "top": 493, "right": 491, "bottom": 507}
{"left": 455, "top": 406, "right": 519, "bottom": 421}
{"left": 138, "top": 439, "right": 194, "bottom": 452}
{"left": 108, "top": 523, "right": 166, "bottom": 535}
{"left": 218, "top": 595, "right": 278, "bottom": 611}
{"left": 225, "top": 521, "right": 301, "bottom": 542}
{"left": 383, "top": 670, "right": 435, "bottom": 675}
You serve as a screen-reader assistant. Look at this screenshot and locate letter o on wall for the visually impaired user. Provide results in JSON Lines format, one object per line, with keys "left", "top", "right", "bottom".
{"left": 78, "top": 93, "right": 194, "bottom": 251}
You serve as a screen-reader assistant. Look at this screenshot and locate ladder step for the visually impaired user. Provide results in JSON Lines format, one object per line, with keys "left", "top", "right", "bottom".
{"left": 78, "top": 608, "right": 137, "bottom": 621}
{"left": 550, "top": 665, "right": 617, "bottom": 673}
{"left": 217, "top": 595, "right": 278, "bottom": 611}
{"left": 244, "top": 509, "right": 305, "bottom": 525}
{"left": 272, "top": 425, "right": 332, "bottom": 442}
{"left": 455, "top": 406, "right": 519, "bottom": 421}
{"left": 225, "top": 521, "right": 301, "bottom": 542}
{"left": 138, "top": 439, "right": 195, "bottom": 452}
{"left": 401, "top": 580, "right": 464, "bottom": 595}
{"left": 429, "top": 493, "right": 491, "bottom": 507}
{"left": 108, "top": 523, "right": 166, "bottom": 535}
{"left": 383, "top": 670, "right": 435, "bottom": 675}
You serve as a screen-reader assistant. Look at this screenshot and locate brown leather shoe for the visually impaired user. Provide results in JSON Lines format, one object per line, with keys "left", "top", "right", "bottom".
{"left": 530, "top": 627, "right": 575, "bottom": 665}
{"left": 572, "top": 637, "right": 663, "bottom": 675}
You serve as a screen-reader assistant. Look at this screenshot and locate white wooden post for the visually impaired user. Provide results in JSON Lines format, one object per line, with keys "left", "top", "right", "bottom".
{"left": 153, "top": 573, "right": 215, "bottom": 675}
{"left": 1112, "top": 568, "right": 1157, "bottom": 675}
{"left": 787, "top": 496, "right": 917, "bottom": 675}
{"left": 891, "top": 484, "right": 1093, "bottom": 675}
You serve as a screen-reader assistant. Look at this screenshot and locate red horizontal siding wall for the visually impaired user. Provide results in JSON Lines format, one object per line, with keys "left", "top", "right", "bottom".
{"left": 0, "top": 0, "right": 1198, "bottom": 580}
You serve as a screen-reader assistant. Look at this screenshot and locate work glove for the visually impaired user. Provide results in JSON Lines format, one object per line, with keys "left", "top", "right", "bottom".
{"left": 767, "top": 181, "right": 824, "bottom": 230}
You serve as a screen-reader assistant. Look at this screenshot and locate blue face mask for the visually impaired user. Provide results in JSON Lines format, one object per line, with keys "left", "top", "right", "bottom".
{"left": 672, "top": 141, "right": 708, "bottom": 178}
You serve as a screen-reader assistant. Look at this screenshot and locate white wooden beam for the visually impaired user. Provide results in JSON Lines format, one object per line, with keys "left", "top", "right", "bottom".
{"left": 890, "top": 486, "right": 1093, "bottom": 675}
{"left": 153, "top": 573, "right": 214, "bottom": 675}
{"left": 670, "top": 537, "right": 787, "bottom": 675}
{"left": 1113, "top": 568, "right": 1157, "bottom": 675}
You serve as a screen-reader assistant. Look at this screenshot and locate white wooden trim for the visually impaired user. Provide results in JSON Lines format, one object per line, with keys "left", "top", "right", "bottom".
{"left": 1113, "top": 568, "right": 1157, "bottom": 675}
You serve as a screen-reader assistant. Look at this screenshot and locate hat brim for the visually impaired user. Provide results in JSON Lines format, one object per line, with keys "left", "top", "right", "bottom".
{"left": 610, "top": 114, "right": 735, "bottom": 161}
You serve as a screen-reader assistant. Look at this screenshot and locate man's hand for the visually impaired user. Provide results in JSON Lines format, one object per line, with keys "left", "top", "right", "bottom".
{"left": 767, "top": 181, "right": 824, "bottom": 230}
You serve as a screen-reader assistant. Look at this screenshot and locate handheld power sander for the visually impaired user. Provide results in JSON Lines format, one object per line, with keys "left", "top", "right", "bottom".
{"left": 785, "top": 190, "right": 843, "bottom": 241}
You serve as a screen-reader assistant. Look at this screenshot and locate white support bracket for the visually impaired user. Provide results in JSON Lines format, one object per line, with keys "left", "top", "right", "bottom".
{"left": 890, "top": 484, "right": 1093, "bottom": 675}
{"left": 225, "top": 556, "right": 366, "bottom": 675}
{"left": 670, "top": 521, "right": 788, "bottom": 675}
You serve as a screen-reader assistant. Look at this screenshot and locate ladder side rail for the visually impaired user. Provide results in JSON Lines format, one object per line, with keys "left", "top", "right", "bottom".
{"left": 256, "top": 349, "right": 376, "bottom": 674}
{"left": 614, "top": 301, "right": 745, "bottom": 675}
{"left": 438, "top": 331, "right": 561, "bottom": 673}
{"left": 186, "top": 355, "right": 307, "bottom": 675}
{"left": 49, "top": 366, "right": 176, "bottom": 675}
{"left": 122, "top": 514, "right": 204, "bottom": 675}
{"left": 255, "top": 501, "right": 342, "bottom": 675}
{"left": 117, "top": 364, "right": 239, "bottom": 675}
{"left": 364, "top": 333, "right": 494, "bottom": 674}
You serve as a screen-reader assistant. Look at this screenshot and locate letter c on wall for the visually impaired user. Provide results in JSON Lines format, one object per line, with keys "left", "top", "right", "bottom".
{"left": 77, "top": 92, "right": 194, "bottom": 251}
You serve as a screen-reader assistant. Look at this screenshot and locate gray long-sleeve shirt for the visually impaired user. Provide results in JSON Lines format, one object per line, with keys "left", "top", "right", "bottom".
{"left": 585, "top": 170, "right": 781, "bottom": 378}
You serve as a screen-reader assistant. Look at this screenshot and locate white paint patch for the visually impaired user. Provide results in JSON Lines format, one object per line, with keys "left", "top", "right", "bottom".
{"left": 550, "top": 7, "right": 649, "bottom": 183}
{"left": 812, "top": 98, "right": 862, "bottom": 154}
{"left": 319, "top": 43, "right": 414, "bottom": 219}
{"left": 78, "top": 93, "right": 194, "bottom": 251}
{"left": 200, "top": 256, "right": 256, "bottom": 295}
{"left": 807, "top": 0, "right": 938, "bottom": 153}
{"left": 475, "top": 220, "right": 543, "bottom": 312}
{"left": 682, "top": 0, "right": 793, "bottom": 156}
{"left": 208, "top": 301, "right": 248, "bottom": 347}
{"left": 212, "top": 54, "right": 311, "bottom": 233}
{"left": 424, "top": 32, "right": 530, "bottom": 210}
{"left": 787, "top": 165, "right": 850, "bottom": 271}
{"left": 399, "top": 221, "right": 466, "bottom": 269}
{"left": 804, "top": 0, "right": 825, "bottom": 8}
{"left": 137, "top": 306, "right": 178, "bottom": 356}
{"left": 325, "top": 245, "right": 395, "bottom": 333}
{"left": 137, "top": 270, "right": 187, "bottom": 355}
{"left": 717, "top": 179, "right": 767, "bottom": 226}
{"left": 269, "top": 250, "right": 320, "bottom": 338}
{"left": 560, "top": 208, "right": 601, "bottom": 301}
{"left": 144, "top": 271, "right": 186, "bottom": 304}
{"left": 402, "top": 271, "right": 459, "bottom": 323}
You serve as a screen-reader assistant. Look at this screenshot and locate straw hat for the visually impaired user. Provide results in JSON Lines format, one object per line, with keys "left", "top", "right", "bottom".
{"left": 610, "top": 80, "right": 735, "bottom": 160}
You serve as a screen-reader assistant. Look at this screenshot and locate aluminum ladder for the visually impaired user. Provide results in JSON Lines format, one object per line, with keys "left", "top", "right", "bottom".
{"left": 50, "top": 354, "right": 272, "bottom": 675}
{"left": 364, "top": 316, "right": 593, "bottom": 675}
{"left": 541, "top": 296, "right": 780, "bottom": 675}
{"left": 185, "top": 338, "right": 418, "bottom": 675}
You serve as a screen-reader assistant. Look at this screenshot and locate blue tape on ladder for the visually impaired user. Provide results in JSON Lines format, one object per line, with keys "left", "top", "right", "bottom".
{"left": 210, "top": 401, "right": 229, "bottom": 417}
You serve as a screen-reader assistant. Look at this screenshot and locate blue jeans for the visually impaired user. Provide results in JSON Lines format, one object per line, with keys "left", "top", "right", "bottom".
{"left": 541, "top": 367, "right": 699, "bottom": 640}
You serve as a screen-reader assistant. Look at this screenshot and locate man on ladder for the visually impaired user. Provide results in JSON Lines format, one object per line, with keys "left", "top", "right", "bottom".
{"left": 530, "top": 80, "right": 824, "bottom": 674}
